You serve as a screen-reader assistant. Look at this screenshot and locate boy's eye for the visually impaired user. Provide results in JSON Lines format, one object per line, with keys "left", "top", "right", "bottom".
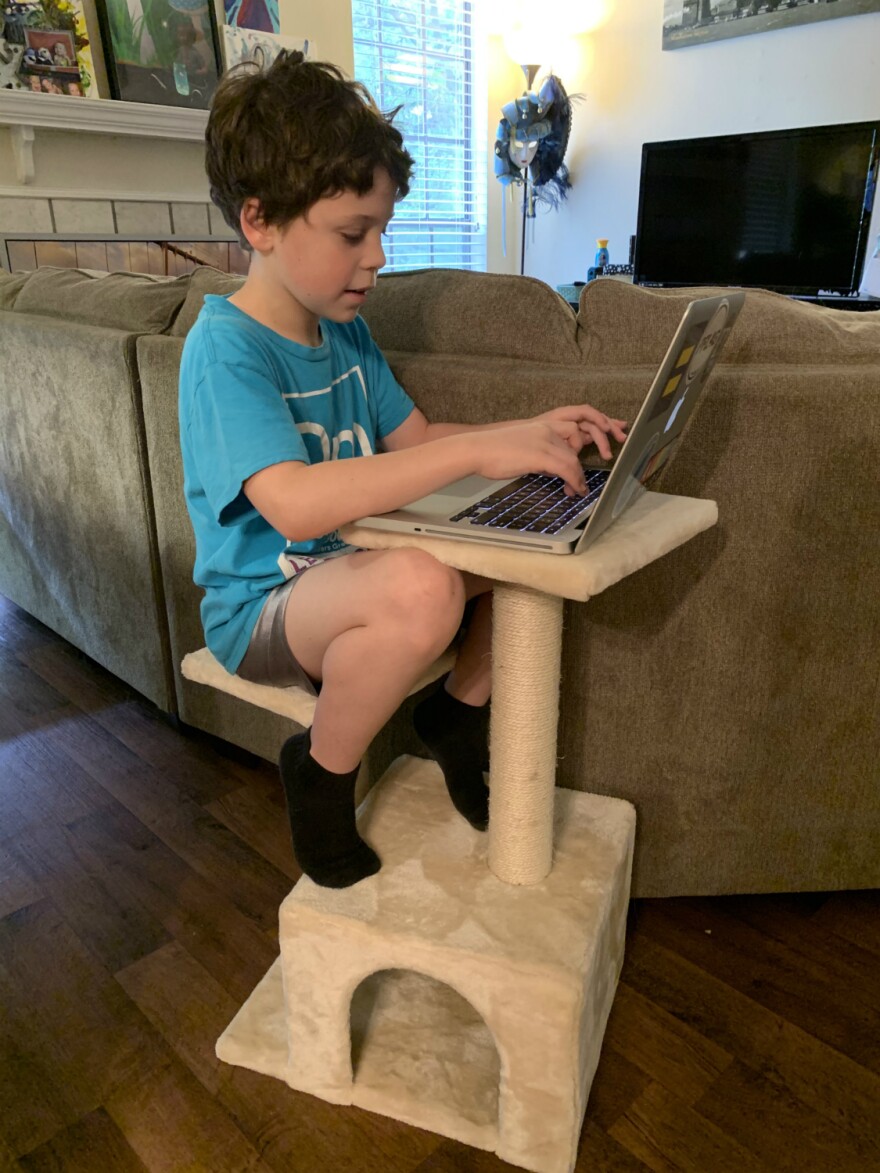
{"left": 341, "top": 232, "right": 365, "bottom": 244}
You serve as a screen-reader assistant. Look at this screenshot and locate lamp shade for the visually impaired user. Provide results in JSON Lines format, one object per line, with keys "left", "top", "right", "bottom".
{"left": 500, "top": 0, "right": 610, "bottom": 65}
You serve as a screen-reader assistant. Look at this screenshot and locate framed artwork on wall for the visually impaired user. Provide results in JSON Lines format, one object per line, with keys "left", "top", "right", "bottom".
{"left": 663, "top": 0, "right": 880, "bottom": 50}
{"left": 96, "top": 0, "right": 222, "bottom": 107}
{"left": 0, "top": 0, "right": 97, "bottom": 95}
{"left": 223, "top": 0, "right": 277, "bottom": 34}
{"left": 221, "top": 25, "right": 311, "bottom": 71}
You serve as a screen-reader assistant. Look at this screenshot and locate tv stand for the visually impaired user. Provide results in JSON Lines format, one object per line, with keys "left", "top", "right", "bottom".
{"left": 791, "top": 293, "right": 880, "bottom": 312}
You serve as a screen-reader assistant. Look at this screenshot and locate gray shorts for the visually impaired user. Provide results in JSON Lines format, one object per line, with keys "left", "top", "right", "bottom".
{"left": 236, "top": 547, "right": 359, "bottom": 692}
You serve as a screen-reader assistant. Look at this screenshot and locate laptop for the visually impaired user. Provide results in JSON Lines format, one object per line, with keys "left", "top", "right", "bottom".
{"left": 356, "top": 292, "right": 744, "bottom": 556}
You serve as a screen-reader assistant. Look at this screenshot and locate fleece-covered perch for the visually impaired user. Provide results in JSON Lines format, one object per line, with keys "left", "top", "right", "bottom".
{"left": 183, "top": 489, "right": 717, "bottom": 1173}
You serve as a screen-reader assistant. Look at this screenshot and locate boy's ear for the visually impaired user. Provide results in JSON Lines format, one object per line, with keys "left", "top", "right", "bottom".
{"left": 239, "top": 198, "right": 275, "bottom": 254}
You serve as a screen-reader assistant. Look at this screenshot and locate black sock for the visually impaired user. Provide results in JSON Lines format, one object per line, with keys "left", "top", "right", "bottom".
{"left": 413, "top": 678, "right": 490, "bottom": 831}
{"left": 278, "top": 729, "right": 380, "bottom": 888}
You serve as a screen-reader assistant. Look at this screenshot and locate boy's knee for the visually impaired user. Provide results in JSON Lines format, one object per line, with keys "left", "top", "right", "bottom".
{"left": 382, "top": 549, "right": 465, "bottom": 644}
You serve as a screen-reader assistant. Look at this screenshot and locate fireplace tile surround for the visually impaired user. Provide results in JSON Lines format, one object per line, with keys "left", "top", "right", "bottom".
{"left": 1, "top": 191, "right": 244, "bottom": 274}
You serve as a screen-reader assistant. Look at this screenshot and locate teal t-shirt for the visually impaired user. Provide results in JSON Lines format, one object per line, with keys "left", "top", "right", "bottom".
{"left": 179, "top": 295, "right": 415, "bottom": 672}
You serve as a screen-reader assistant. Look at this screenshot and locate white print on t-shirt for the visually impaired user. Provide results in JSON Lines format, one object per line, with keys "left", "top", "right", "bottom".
{"left": 282, "top": 364, "right": 375, "bottom": 461}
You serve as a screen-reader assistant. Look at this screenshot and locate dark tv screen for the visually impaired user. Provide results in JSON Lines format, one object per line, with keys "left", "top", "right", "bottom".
{"left": 634, "top": 121, "right": 878, "bottom": 295}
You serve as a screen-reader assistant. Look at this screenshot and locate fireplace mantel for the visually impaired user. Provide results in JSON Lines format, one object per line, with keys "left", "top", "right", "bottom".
{"left": 0, "top": 91, "right": 208, "bottom": 184}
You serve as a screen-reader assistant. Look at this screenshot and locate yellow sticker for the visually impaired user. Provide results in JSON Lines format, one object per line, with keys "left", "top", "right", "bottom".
{"left": 675, "top": 345, "right": 695, "bottom": 369}
{"left": 661, "top": 372, "right": 682, "bottom": 398}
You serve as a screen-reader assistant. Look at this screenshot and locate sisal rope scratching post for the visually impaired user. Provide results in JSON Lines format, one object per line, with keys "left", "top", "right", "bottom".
{"left": 488, "top": 584, "right": 563, "bottom": 885}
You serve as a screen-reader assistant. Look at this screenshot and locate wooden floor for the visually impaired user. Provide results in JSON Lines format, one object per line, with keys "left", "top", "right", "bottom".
{"left": 1, "top": 593, "right": 878, "bottom": 1173}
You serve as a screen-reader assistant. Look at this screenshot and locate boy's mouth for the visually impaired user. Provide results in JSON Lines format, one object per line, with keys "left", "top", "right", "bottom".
{"left": 345, "top": 287, "right": 369, "bottom": 296}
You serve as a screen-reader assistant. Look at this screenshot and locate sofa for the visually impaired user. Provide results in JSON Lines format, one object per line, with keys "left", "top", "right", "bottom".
{"left": 1, "top": 263, "right": 877, "bottom": 898}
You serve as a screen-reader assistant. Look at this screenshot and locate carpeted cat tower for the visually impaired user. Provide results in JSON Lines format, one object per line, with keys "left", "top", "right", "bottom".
{"left": 182, "top": 491, "right": 717, "bottom": 1173}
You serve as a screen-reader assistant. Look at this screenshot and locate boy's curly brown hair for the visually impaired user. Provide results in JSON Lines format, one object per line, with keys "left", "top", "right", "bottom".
{"left": 206, "top": 51, "right": 414, "bottom": 249}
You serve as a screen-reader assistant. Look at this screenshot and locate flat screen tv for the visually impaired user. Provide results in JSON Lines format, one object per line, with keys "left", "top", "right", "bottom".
{"left": 634, "top": 121, "right": 879, "bottom": 296}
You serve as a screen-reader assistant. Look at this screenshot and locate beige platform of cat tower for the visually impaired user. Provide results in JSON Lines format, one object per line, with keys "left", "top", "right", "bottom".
{"left": 182, "top": 491, "right": 717, "bottom": 1173}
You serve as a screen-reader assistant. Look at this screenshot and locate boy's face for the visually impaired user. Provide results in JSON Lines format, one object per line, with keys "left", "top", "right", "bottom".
{"left": 265, "top": 166, "right": 397, "bottom": 327}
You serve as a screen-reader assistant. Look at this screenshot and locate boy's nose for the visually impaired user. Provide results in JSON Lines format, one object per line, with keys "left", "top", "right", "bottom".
{"left": 366, "top": 235, "right": 386, "bottom": 271}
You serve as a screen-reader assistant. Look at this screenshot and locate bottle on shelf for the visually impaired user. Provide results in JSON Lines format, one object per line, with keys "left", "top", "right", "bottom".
{"left": 594, "top": 238, "right": 610, "bottom": 270}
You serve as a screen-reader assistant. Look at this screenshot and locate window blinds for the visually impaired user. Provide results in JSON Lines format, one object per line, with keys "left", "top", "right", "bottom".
{"left": 352, "top": 0, "right": 487, "bottom": 272}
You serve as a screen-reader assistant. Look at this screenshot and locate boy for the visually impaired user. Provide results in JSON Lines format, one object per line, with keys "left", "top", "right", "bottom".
{"left": 180, "top": 52, "right": 626, "bottom": 889}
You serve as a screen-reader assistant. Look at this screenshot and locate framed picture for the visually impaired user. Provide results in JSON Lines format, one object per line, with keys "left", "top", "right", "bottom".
{"left": 663, "top": 0, "right": 880, "bottom": 50}
{"left": 223, "top": 0, "right": 278, "bottom": 35}
{"left": 96, "top": 0, "right": 222, "bottom": 108}
{"left": 0, "top": 0, "right": 96, "bottom": 95}
{"left": 221, "top": 25, "right": 310, "bottom": 71}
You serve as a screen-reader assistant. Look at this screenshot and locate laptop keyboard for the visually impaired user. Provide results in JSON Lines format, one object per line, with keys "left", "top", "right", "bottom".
{"left": 450, "top": 470, "right": 610, "bottom": 535}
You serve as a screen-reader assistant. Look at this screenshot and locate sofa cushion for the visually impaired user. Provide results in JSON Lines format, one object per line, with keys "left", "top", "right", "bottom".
{"left": 0, "top": 269, "right": 30, "bottom": 309}
{"left": 170, "top": 265, "right": 245, "bottom": 336}
{"left": 12, "top": 266, "right": 190, "bottom": 334}
{"left": 578, "top": 279, "right": 880, "bottom": 366}
{"left": 362, "top": 269, "right": 582, "bottom": 363}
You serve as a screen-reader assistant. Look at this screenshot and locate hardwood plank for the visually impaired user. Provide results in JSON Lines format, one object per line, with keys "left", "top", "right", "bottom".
{"left": 74, "top": 242, "right": 108, "bottom": 272}
{"left": 68, "top": 805, "right": 278, "bottom": 1003}
{"left": 582, "top": 1041, "right": 652, "bottom": 1133}
{"left": 609, "top": 1081, "right": 772, "bottom": 1173}
{"left": 0, "top": 900, "right": 166, "bottom": 1146}
{"left": 117, "top": 940, "right": 440, "bottom": 1172}
{"left": 7, "top": 240, "right": 37, "bottom": 270}
{"left": 18, "top": 638, "right": 139, "bottom": 713}
{"left": 127, "top": 242, "right": 150, "bottom": 275}
{"left": 622, "top": 932, "right": 880, "bottom": 1157}
{"left": 204, "top": 780, "right": 299, "bottom": 884}
{"left": 811, "top": 889, "right": 880, "bottom": 957}
{"left": 0, "top": 961, "right": 74, "bottom": 1158}
{"left": 44, "top": 712, "right": 290, "bottom": 931}
{"left": 575, "top": 1121, "right": 654, "bottom": 1172}
{"left": 0, "top": 840, "right": 43, "bottom": 919}
{"left": 715, "top": 891, "right": 880, "bottom": 1000}
{"left": 0, "top": 643, "right": 68, "bottom": 717}
{"left": 0, "top": 712, "right": 117, "bottom": 838}
{"left": 146, "top": 241, "right": 165, "bottom": 275}
{"left": 194, "top": 242, "right": 229, "bottom": 269}
{"left": 21, "top": 640, "right": 245, "bottom": 803}
{"left": 0, "top": 596, "right": 56, "bottom": 656}
{"left": 11, "top": 820, "right": 171, "bottom": 974}
{"left": 632, "top": 898, "right": 880, "bottom": 1072}
{"left": 604, "top": 982, "right": 733, "bottom": 1106}
{"left": 34, "top": 241, "right": 77, "bottom": 269}
{"left": 116, "top": 941, "right": 238, "bottom": 1096}
{"left": 412, "top": 1138, "right": 511, "bottom": 1171}
{"left": 694, "top": 1059, "right": 880, "bottom": 1172}
{"left": 105, "top": 1054, "right": 270, "bottom": 1173}
{"left": 106, "top": 241, "right": 132, "bottom": 274}
{"left": 17, "top": 1108, "right": 149, "bottom": 1172}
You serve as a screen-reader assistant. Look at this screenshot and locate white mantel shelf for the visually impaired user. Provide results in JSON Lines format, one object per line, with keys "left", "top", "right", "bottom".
{"left": 0, "top": 90, "right": 208, "bottom": 184}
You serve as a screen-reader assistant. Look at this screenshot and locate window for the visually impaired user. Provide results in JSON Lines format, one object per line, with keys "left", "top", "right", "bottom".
{"left": 352, "top": 0, "right": 486, "bottom": 272}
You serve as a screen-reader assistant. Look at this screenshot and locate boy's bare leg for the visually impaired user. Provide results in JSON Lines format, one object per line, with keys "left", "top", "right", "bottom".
{"left": 285, "top": 548, "right": 473, "bottom": 772}
{"left": 277, "top": 547, "right": 473, "bottom": 887}
{"left": 277, "top": 550, "right": 492, "bottom": 885}
{"left": 446, "top": 588, "right": 493, "bottom": 706}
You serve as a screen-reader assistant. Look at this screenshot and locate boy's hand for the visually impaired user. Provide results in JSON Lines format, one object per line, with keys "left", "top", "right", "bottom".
{"left": 470, "top": 420, "right": 591, "bottom": 496}
{"left": 533, "top": 405, "right": 628, "bottom": 461}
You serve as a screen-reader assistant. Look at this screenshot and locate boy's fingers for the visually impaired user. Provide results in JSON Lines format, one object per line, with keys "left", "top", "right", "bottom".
{"left": 544, "top": 420, "right": 585, "bottom": 454}
{"left": 583, "top": 423, "right": 613, "bottom": 460}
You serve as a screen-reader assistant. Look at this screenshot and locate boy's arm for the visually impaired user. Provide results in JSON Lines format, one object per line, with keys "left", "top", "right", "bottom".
{"left": 384, "top": 406, "right": 628, "bottom": 462}
{"left": 244, "top": 420, "right": 588, "bottom": 544}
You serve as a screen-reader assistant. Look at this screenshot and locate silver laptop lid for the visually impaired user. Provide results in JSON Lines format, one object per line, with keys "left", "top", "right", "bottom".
{"left": 573, "top": 291, "right": 744, "bottom": 554}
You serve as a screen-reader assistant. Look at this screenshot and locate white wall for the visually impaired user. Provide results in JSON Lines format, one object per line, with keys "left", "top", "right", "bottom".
{"left": 518, "top": 1, "right": 880, "bottom": 288}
